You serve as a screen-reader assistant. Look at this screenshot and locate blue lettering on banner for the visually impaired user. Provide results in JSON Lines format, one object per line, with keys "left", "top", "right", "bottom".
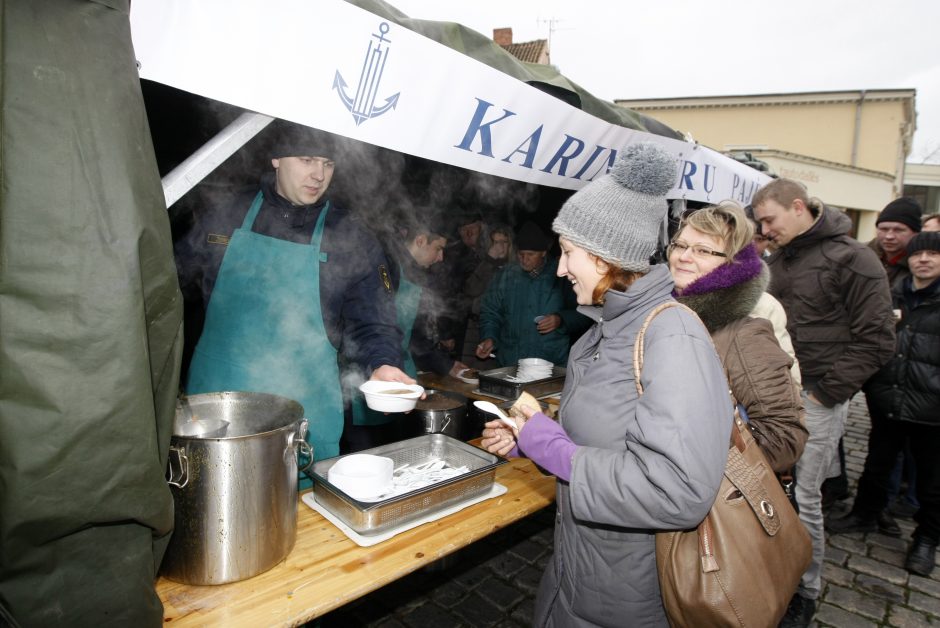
{"left": 456, "top": 98, "right": 616, "bottom": 183}
{"left": 703, "top": 164, "right": 716, "bottom": 195}
{"left": 572, "top": 146, "right": 615, "bottom": 180}
{"left": 679, "top": 161, "right": 698, "bottom": 190}
{"left": 501, "top": 125, "right": 543, "bottom": 169}
{"left": 454, "top": 98, "right": 516, "bottom": 157}
{"left": 731, "top": 174, "right": 760, "bottom": 203}
{"left": 540, "top": 135, "right": 586, "bottom": 177}
{"left": 333, "top": 22, "right": 401, "bottom": 126}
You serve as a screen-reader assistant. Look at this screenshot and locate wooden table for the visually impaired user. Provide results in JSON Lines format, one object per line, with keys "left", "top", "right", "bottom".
{"left": 156, "top": 455, "right": 555, "bottom": 626}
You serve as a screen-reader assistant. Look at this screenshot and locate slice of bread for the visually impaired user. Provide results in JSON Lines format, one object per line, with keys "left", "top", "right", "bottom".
{"left": 509, "top": 390, "right": 540, "bottom": 420}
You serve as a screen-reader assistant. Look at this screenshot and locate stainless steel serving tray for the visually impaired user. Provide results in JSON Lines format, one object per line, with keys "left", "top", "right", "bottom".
{"left": 477, "top": 365, "right": 566, "bottom": 400}
{"left": 310, "top": 434, "right": 507, "bottom": 535}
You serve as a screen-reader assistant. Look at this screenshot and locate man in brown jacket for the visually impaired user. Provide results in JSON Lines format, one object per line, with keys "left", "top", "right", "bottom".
{"left": 753, "top": 179, "right": 896, "bottom": 628}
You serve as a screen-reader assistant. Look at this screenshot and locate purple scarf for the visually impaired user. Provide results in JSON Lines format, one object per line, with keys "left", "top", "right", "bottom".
{"left": 674, "top": 243, "right": 763, "bottom": 297}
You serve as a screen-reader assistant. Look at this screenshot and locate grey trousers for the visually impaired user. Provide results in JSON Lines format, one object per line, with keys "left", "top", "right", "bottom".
{"left": 795, "top": 391, "right": 848, "bottom": 600}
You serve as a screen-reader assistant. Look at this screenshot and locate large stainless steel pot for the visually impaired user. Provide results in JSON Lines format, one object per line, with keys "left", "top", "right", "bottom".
{"left": 161, "top": 391, "right": 312, "bottom": 585}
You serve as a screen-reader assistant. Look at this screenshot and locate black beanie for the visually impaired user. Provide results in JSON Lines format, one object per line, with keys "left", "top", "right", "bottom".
{"left": 266, "top": 119, "right": 338, "bottom": 159}
{"left": 877, "top": 197, "right": 922, "bottom": 233}
{"left": 907, "top": 231, "right": 940, "bottom": 255}
{"left": 516, "top": 221, "right": 552, "bottom": 251}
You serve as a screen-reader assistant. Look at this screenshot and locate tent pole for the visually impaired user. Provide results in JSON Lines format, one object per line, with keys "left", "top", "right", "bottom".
{"left": 161, "top": 112, "right": 274, "bottom": 207}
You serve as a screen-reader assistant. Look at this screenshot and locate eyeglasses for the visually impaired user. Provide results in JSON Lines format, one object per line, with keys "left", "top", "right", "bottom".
{"left": 667, "top": 241, "right": 728, "bottom": 259}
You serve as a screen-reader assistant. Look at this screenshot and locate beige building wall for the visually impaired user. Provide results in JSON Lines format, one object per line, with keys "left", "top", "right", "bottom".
{"left": 616, "top": 90, "right": 916, "bottom": 241}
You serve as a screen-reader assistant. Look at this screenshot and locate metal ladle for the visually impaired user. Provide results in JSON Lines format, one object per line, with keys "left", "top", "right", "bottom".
{"left": 473, "top": 400, "right": 518, "bottom": 430}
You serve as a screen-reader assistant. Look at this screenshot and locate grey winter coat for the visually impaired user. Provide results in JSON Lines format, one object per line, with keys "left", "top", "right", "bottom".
{"left": 534, "top": 265, "right": 732, "bottom": 627}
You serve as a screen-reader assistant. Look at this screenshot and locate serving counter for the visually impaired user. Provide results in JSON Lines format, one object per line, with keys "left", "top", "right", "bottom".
{"left": 156, "top": 454, "right": 555, "bottom": 626}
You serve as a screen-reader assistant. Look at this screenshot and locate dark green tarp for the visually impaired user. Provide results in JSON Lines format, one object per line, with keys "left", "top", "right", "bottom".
{"left": 0, "top": 1, "right": 183, "bottom": 626}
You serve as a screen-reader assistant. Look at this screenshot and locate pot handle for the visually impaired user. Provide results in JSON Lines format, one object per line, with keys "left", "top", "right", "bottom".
{"left": 296, "top": 440, "right": 314, "bottom": 473}
{"left": 166, "top": 445, "right": 189, "bottom": 488}
{"left": 293, "top": 419, "right": 314, "bottom": 473}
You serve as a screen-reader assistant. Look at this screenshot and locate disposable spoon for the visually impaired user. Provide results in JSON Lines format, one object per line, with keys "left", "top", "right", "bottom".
{"left": 473, "top": 400, "right": 518, "bottom": 430}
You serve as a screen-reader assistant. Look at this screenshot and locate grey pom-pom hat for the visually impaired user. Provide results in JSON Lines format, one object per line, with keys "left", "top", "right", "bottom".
{"left": 553, "top": 142, "right": 677, "bottom": 271}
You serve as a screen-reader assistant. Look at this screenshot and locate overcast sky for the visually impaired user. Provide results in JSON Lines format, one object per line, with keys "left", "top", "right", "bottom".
{"left": 389, "top": 0, "right": 940, "bottom": 164}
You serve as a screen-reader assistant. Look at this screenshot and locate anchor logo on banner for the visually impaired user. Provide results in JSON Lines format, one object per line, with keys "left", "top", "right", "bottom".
{"left": 333, "top": 22, "right": 401, "bottom": 126}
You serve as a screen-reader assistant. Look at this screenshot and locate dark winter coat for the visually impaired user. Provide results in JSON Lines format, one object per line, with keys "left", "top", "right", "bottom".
{"left": 175, "top": 173, "right": 402, "bottom": 372}
{"left": 766, "top": 206, "right": 896, "bottom": 406}
{"left": 863, "top": 277, "right": 940, "bottom": 424}
{"left": 534, "top": 265, "right": 731, "bottom": 627}
{"left": 478, "top": 257, "right": 588, "bottom": 367}
{"left": 676, "top": 247, "right": 807, "bottom": 473}
{"left": 868, "top": 238, "right": 912, "bottom": 290}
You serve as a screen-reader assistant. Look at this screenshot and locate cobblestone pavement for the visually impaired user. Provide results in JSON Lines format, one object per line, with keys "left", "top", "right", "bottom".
{"left": 319, "top": 393, "right": 940, "bottom": 627}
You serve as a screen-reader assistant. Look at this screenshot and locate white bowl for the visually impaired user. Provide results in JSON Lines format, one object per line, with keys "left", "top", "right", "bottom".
{"left": 359, "top": 381, "right": 424, "bottom": 412}
{"left": 327, "top": 453, "right": 394, "bottom": 500}
{"left": 518, "top": 358, "right": 553, "bottom": 368}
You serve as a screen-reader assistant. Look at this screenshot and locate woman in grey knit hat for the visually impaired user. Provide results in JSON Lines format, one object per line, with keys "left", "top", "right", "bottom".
{"left": 480, "top": 142, "right": 732, "bottom": 626}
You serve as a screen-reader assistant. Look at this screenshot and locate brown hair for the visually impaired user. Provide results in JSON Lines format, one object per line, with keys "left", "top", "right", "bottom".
{"left": 677, "top": 201, "right": 754, "bottom": 258}
{"left": 592, "top": 263, "right": 643, "bottom": 304}
{"left": 751, "top": 178, "right": 823, "bottom": 216}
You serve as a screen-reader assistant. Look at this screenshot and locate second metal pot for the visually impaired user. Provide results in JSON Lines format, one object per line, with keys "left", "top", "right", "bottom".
{"left": 411, "top": 389, "right": 472, "bottom": 440}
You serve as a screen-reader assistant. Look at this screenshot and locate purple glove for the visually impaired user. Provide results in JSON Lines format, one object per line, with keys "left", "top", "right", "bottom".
{"left": 517, "top": 412, "right": 577, "bottom": 481}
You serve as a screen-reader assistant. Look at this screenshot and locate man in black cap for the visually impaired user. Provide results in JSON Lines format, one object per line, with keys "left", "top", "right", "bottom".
{"left": 177, "top": 121, "right": 411, "bottom": 484}
{"left": 830, "top": 231, "right": 940, "bottom": 576}
{"left": 869, "top": 197, "right": 923, "bottom": 288}
{"left": 475, "top": 221, "right": 587, "bottom": 367}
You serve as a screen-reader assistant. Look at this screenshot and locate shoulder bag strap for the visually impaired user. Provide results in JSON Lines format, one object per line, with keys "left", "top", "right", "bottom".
{"left": 633, "top": 301, "right": 694, "bottom": 396}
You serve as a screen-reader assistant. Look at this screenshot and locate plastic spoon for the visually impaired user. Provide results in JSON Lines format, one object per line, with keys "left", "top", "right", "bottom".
{"left": 473, "top": 400, "right": 518, "bottom": 430}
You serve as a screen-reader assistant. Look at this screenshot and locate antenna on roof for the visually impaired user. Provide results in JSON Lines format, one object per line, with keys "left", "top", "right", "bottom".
{"left": 536, "top": 17, "right": 561, "bottom": 49}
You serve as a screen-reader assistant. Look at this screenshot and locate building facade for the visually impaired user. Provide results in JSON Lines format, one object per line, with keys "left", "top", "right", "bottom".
{"left": 615, "top": 90, "right": 917, "bottom": 240}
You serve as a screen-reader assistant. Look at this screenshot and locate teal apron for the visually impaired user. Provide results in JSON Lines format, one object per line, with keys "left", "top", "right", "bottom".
{"left": 351, "top": 263, "right": 421, "bottom": 426}
{"left": 186, "top": 192, "right": 342, "bottom": 488}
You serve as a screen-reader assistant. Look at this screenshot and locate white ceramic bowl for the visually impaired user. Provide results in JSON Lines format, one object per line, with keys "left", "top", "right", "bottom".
{"left": 327, "top": 453, "right": 394, "bottom": 500}
{"left": 358, "top": 381, "right": 424, "bottom": 412}
{"left": 518, "top": 358, "right": 553, "bottom": 368}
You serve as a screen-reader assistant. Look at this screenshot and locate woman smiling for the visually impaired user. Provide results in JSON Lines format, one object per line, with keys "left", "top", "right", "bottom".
{"left": 669, "top": 202, "right": 807, "bottom": 472}
{"left": 480, "top": 143, "right": 732, "bottom": 626}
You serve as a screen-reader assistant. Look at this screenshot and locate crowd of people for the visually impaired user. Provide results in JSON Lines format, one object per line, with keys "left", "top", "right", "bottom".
{"left": 175, "top": 122, "right": 939, "bottom": 628}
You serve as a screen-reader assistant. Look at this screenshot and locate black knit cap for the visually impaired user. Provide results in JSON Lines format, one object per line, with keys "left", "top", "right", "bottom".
{"left": 877, "top": 197, "right": 922, "bottom": 233}
{"left": 266, "top": 119, "right": 337, "bottom": 159}
{"left": 516, "top": 221, "right": 552, "bottom": 251}
{"left": 907, "top": 231, "right": 940, "bottom": 255}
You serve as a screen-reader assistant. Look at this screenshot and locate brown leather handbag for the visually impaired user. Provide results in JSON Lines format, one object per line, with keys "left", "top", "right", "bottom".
{"left": 635, "top": 302, "right": 812, "bottom": 627}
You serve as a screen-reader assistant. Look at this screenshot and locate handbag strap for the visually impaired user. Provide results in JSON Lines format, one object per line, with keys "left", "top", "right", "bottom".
{"left": 633, "top": 301, "right": 692, "bottom": 397}
{"left": 633, "top": 301, "right": 781, "bottom": 536}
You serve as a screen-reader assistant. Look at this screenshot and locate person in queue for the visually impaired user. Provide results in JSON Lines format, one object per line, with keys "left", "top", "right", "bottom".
{"left": 180, "top": 121, "right": 411, "bottom": 484}
{"left": 923, "top": 213, "right": 940, "bottom": 232}
{"left": 481, "top": 143, "right": 732, "bottom": 626}
{"left": 344, "top": 213, "right": 468, "bottom": 450}
{"left": 751, "top": 178, "right": 896, "bottom": 627}
{"left": 829, "top": 231, "right": 940, "bottom": 576}
{"left": 475, "top": 221, "right": 587, "bottom": 367}
{"left": 668, "top": 202, "right": 807, "bottom": 472}
{"left": 432, "top": 209, "right": 485, "bottom": 357}
{"left": 869, "top": 197, "right": 923, "bottom": 288}
{"left": 461, "top": 223, "right": 513, "bottom": 366}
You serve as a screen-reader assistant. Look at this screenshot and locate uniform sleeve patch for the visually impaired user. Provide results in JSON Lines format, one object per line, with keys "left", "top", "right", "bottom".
{"left": 378, "top": 265, "right": 392, "bottom": 293}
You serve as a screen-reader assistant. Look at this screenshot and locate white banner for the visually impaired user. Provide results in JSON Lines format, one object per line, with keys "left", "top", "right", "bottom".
{"left": 130, "top": 0, "right": 770, "bottom": 204}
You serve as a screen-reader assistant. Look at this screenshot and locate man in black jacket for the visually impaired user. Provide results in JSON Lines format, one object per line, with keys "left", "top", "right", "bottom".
{"left": 752, "top": 178, "right": 896, "bottom": 627}
{"left": 829, "top": 231, "right": 940, "bottom": 576}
